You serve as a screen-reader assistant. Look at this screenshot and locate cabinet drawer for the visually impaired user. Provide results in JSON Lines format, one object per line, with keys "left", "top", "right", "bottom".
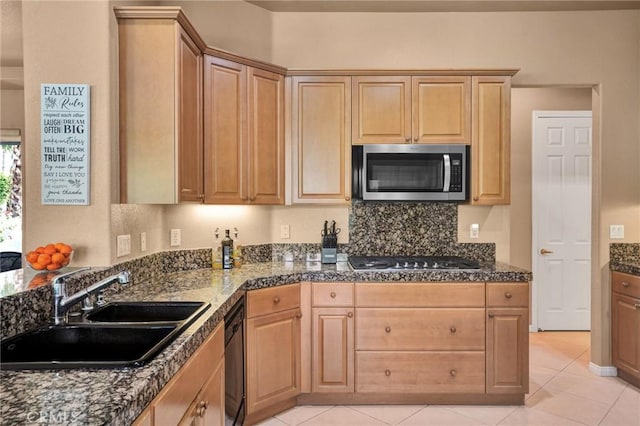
{"left": 312, "top": 282, "right": 354, "bottom": 306}
{"left": 356, "top": 308, "right": 485, "bottom": 351}
{"left": 356, "top": 283, "right": 485, "bottom": 307}
{"left": 247, "top": 283, "right": 300, "bottom": 318}
{"left": 154, "top": 322, "right": 224, "bottom": 426}
{"left": 356, "top": 351, "right": 485, "bottom": 393}
{"left": 612, "top": 272, "right": 640, "bottom": 299}
{"left": 486, "top": 283, "right": 529, "bottom": 307}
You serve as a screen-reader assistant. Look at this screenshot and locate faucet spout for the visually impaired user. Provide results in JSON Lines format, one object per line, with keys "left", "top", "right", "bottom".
{"left": 53, "top": 270, "right": 131, "bottom": 325}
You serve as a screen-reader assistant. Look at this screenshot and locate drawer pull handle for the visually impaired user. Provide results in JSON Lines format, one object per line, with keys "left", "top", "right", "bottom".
{"left": 273, "top": 296, "right": 280, "bottom": 304}
{"left": 385, "top": 369, "right": 391, "bottom": 377}
{"left": 450, "top": 369, "right": 457, "bottom": 377}
{"left": 450, "top": 326, "right": 457, "bottom": 333}
{"left": 330, "top": 291, "right": 336, "bottom": 298}
{"left": 488, "top": 312, "right": 494, "bottom": 318}
{"left": 385, "top": 326, "right": 391, "bottom": 333}
{"left": 347, "top": 311, "right": 353, "bottom": 318}
{"left": 621, "top": 281, "right": 630, "bottom": 288}
{"left": 505, "top": 292, "right": 512, "bottom": 299}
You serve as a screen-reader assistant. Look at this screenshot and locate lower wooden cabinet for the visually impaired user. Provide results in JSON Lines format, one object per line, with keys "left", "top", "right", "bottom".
{"left": 485, "top": 308, "right": 529, "bottom": 394}
{"left": 611, "top": 271, "right": 640, "bottom": 387}
{"left": 246, "top": 284, "right": 302, "bottom": 424}
{"left": 312, "top": 307, "right": 354, "bottom": 393}
{"left": 133, "top": 322, "right": 225, "bottom": 426}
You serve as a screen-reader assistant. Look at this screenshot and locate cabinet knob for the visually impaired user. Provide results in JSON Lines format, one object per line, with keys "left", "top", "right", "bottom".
{"left": 296, "top": 312, "right": 302, "bottom": 318}
{"left": 330, "top": 291, "right": 336, "bottom": 298}
{"left": 345, "top": 196, "right": 351, "bottom": 201}
{"left": 273, "top": 296, "right": 280, "bottom": 304}
{"left": 385, "top": 326, "right": 391, "bottom": 333}
{"left": 488, "top": 312, "right": 494, "bottom": 318}
{"left": 385, "top": 369, "right": 391, "bottom": 377}
{"left": 249, "top": 196, "right": 256, "bottom": 202}
{"left": 622, "top": 281, "right": 630, "bottom": 288}
{"left": 405, "top": 137, "right": 411, "bottom": 142}
{"left": 450, "top": 369, "right": 457, "bottom": 377}
{"left": 634, "top": 304, "right": 640, "bottom": 309}
{"left": 413, "top": 137, "right": 418, "bottom": 142}
{"left": 473, "top": 197, "right": 479, "bottom": 202}
{"left": 348, "top": 311, "right": 353, "bottom": 318}
{"left": 450, "top": 326, "right": 457, "bottom": 333}
{"left": 241, "top": 196, "right": 248, "bottom": 201}
{"left": 505, "top": 292, "right": 513, "bottom": 299}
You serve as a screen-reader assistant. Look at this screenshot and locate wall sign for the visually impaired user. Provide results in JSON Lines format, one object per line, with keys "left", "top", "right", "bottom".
{"left": 41, "top": 83, "right": 90, "bottom": 205}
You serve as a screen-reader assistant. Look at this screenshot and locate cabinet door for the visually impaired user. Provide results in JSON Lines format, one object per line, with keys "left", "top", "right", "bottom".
{"left": 204, "top": 56, "right": 247, "bottom": 204}
{"left": 612, "top": 293, "right": 640, "bottom": 375}
{"left": 246, "top": 308, "right": 301, "bottom": 416}
{"left": 412, "top": 76, "right": 471, "bottom": 144}
{"left": 486, "top": 308, "right": 529, "bottom": 394}
{"left": 291, "top": 76, "right": 351, "bottom": 203}
{"left": 177, "top": 28, "right": 204, "bottom": 203}
{"left": 352, "top": 76, "right": 411, "bottom": 144}
{"left": 312, "top": 307, "right": 354, "bottom": 393}
{"left": 248, "top": 68, "right": 284, "bottom": 204}
{"left": 471, "top": 76, "right": 511, "bottom": 205}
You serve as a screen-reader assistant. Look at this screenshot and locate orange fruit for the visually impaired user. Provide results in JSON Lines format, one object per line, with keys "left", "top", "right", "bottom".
{"left": 61, "top": 257, "right": 70, "bottom": 266}
{"left": 59, "top": 244, "right": 73, "bottom": 255}
{"left": 36, "top": 253, "right": 51, "bottom": 266}
{"left": 43, "top": 247, "right": 57, "bottom": 255}
{"left": 35, "top": 246, "right": 45, "bottom": 254}
{"left": 46, "top": 263, "right": 61, "bottom": 271}
{"left": 51, "top": 253, "right": 65, "bottom": 264}
{"left": 26, "top": 251, "right": 39, "bottom": 264}
{"left": 31, "top": 262, "right": 46, "bottom": 270}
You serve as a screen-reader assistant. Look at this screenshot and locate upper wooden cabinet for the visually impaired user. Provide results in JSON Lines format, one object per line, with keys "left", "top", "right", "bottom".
{"left": 203, "top": 56, "right": 284, "bottom": 205}
{"left": 117, "top": 15, "right": 203, "bottom": 204}
{"left": 352, "top": 76, "right": 470, "bottom": 145}
{"left": 471, "top": 76, "right": 511, "bottom": 205}
{"left": 290, "top": 76, "right": 352, "bottom": 204}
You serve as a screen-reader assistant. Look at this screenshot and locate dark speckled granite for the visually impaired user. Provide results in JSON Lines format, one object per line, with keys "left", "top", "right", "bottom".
{"left": 610, "top": 243, "right": 640, "bottom": 276}
{"left": 0, "top": 260, "right": 531, "bottom": 425}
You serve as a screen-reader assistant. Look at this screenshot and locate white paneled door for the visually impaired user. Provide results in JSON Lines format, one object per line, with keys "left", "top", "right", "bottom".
{"left": 533, "top": 111, "right": 592, "bottom": 331}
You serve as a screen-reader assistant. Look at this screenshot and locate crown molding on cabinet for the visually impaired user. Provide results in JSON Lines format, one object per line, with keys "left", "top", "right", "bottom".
{"left": 286, "top": 68, "right": 520, "bottom": 77}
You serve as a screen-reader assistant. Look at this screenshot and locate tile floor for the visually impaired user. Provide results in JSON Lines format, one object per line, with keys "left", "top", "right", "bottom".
{"left": 256, "top": 332, "right": 640, "bottom": 425}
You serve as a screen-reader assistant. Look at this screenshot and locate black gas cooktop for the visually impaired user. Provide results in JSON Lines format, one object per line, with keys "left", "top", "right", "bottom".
{"left": 348, "top": 255, "right": 480, "bottom": 271}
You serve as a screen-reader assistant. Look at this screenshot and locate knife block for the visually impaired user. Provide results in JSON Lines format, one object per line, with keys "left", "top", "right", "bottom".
{"left": 321, "top": 248, "right": 337, "bottom": 264}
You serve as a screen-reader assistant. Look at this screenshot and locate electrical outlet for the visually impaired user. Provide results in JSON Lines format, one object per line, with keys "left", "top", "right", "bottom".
{"left": 609, "top": 225, "right": 625, "bottom": 239}
{"left": 470, "top": 224, "right": 479, "bottom": 239}
{"left": 140, "top": 232, "right": 147, "bottom": 252}
{"left": 280, "top": 224, "right": 290, "bottom": 239}
{"left": 116, "top": 234, "right": 131, "bottom": 257}
{"left": 170, "top": 229, "right": 181, "bottom": 246}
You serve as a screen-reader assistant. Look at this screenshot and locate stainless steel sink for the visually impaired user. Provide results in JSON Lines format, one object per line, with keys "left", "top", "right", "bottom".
{"left": 86, "top": 301, "right": 209, "bottom": 323}
{"left": 0, "top": 301, "right": 210, "bottom": 369}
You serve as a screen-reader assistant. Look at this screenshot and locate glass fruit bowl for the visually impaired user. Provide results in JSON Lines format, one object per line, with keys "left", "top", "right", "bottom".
{"left": 24, "top": 243, "right": 73, "bottom": 271}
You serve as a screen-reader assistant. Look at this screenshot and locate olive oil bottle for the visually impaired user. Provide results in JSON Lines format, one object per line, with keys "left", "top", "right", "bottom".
{"left": 222, "top": 229, "right": 234, "bottom": 270}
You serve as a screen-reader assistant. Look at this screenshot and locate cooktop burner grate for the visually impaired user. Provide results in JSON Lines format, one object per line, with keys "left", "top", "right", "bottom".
{"left": 348, "top": 255, "right": 480, "bottom": 271}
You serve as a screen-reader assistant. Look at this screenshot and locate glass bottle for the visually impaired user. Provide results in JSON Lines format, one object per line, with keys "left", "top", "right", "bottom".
{"left": 222, "top": 229, "right": 234, "bottom": 270}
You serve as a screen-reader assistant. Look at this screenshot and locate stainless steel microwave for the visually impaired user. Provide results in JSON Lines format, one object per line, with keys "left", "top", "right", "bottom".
{"left": 352, "top": 144, "right": 469, "bottom": 201}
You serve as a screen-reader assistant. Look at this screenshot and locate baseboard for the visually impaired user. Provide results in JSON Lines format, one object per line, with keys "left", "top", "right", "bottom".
{"left": 529, "top": 325, "right": 538, "bottom": 333}
{"left": 588, "top": 362, "right": 617, "bottom": 377}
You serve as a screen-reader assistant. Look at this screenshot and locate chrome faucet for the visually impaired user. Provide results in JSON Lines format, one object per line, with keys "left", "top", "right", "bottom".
{"left": 52, "top": 269, "right": 131, "bottom": 325}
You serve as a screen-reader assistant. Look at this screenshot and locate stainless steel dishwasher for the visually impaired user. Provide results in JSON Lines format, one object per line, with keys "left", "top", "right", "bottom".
{"left": 224, "top": 297, "right": 245, "bottom": 426}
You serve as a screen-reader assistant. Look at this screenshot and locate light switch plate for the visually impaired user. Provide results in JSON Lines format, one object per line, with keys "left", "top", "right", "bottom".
{"left": 609, "top": 225, "right": 624, "bottom": 239}
{"left": 470, "top": 224, "right": 479, "bottom": 239}
{"left": 280, "top": 224, "right": 290, "bottom": 239}
{"left": 170, "top": 229, "right": 181, "bottom": 246}
{"left": 116, "top": 234, "right": 131, "bottom": 257}
{"left": 140, "top": 232, "right": 147, "bottom": 252}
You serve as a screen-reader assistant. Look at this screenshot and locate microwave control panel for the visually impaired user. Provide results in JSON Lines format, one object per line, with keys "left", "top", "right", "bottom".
{"left": 450, "top": 156, "right": 463, "bottom": 192}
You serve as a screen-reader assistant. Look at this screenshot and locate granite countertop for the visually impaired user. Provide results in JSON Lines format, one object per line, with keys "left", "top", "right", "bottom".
{"left": 610, "top": 261, "right": 640, "bottom": 276}
{"left": 0, "top": 261, "right": 531, "bottom": 425}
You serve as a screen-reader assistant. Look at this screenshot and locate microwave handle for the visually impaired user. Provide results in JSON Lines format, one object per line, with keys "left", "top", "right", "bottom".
{"left": 443, "top": 154, "right": 451, "bottom": 192}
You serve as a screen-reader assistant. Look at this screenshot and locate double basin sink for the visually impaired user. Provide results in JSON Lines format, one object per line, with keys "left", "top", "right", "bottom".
{"left": 1, "top": 301, "right": 210, "bottom": 369}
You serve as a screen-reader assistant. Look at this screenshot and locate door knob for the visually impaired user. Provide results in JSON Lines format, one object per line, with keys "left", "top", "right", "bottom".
{"left": 540, "top": 248, "right": 554, "bottom": 255}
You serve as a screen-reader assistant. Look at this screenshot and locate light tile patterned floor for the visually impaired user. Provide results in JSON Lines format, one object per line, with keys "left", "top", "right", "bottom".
{"left": 256, "top": 332, "right": 640, "bottom": 425}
